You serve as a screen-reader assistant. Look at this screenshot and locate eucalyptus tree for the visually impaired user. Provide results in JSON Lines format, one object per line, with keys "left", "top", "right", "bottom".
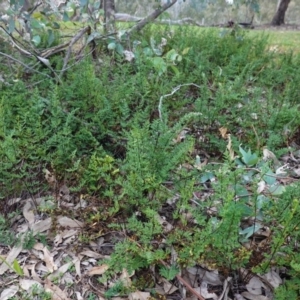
{"left": 271, "top": 0, "right": 291, "bottom": 25}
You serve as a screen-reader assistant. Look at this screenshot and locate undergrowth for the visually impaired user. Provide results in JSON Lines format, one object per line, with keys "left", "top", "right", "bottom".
{"left": 1, "top": 25, "right": 300, "bottom": 297}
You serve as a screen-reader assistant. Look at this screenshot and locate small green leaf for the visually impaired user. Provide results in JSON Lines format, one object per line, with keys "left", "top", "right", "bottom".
{"left": 268, "top": 184, "right": 285, "bottom": 195}
{"left": 182, "top": 47, "right": 190, "bottom": 55}
{"left": 143, "top": 47, "right": 153, "bottom": 56}
{"left": 159, "top": 265, "right": 179, "bottom": 280}
{"left": 63, "top": 11, "right": 70, "bottom": 21}
{"left": 151, "top": 57, "right": 167, "bottom": 75}
{"left": 13, "top": 259, "right": 24, "bottom": 276}
{"left": 239, "top": 145, "right": 258, "bottom": 166}
{"left": 86, "top": 32, "right": 102, "bottom": 44}
{"left": 200, "top": 172, "right": 215, "bottom": 183}
{"left": 169, "top": 65, "right": 179, "bottom": 75}
{"left": 239, "top": 223, "right": 261, "bottom": 239}
{"left": 8, "top": 17, "right": 15, "bottom": 33}
{"left": 116, "top": 43, "right": 124, "bottom": 55}
{"left": 31, "top": 35, "right": 41, "bottom": 46}
{"left": 51, "top": 22, "right": 60, "bottom": 29}
{"left": 30, "top": 18, "right": 44, "bottom": 29}
{"left": 256, "top": 195, "right": 270, "bottom": 210}
{"left": 263, "top": 170, "right": 276, "bottom": 185}
{"left": 47, "top": 29, "right": 55, "bottom": 47}
{"left": 108, "top": 42, "right": 116, "bottom": 50}
{"left": 80, "top": 0, "right": 88, "bottom": 7}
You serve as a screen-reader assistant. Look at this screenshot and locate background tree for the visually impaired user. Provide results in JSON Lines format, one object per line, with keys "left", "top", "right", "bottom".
{"left": 271, "top": 0, "right": 291, "bottom": 25}
{"left": 103, "top": 0, "right": 116, "bottom": 33}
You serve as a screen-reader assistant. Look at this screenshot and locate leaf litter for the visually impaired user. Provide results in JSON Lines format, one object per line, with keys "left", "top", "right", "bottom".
{"left": 1, "top": 145, "right": 300, "bottom": 299}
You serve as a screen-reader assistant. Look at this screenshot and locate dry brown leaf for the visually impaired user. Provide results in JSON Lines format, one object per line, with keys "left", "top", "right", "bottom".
{"left": 187, "top": 267, "right": 223, "bottom": 286}
{"left": 88, "top": 264, "right": 109, "bottom": 276}
{"left": 23, "top": 201, "right": 35, "bottom": 226}
{"left": 163, "top": 279, "right": 178, "bottom": 294}
{"left": 154, "top": 214, "right": 173, "bottom": 233}
{"left": 44, "top": 169, "right": 57, "bottom": 185}
{"left": 75, "top": 292, "right": 84, "bottom": 300}
{"left": 7, "top": 198, "right": 21, "bottom": 206}
{"left": 262, "top": 269, "right": 282, "bottom": 288}
{"left": 47, "top": 262, "right": 73, "bottom": 281}
{"left": 42, "top": 246, "right": 58, "bottom": 273}
{"left": 263, "top": 148, "right": 277, "bottom": 161}
{"left": 257, "top": 181, "right": 266, "bottom": 194}
{"left": 234, "top": 294, "right": 246, "bottom": 300}
{"left": 19, "top": 279, "right": 42, "bottom": 290}
{"left": 241, "top": 292, "right": 270, "bottom": 300}
{"left": 120, "top": 269, "right": 132, "bottom": 287}
{"left": 59, "top": 184, "right": 70, "bottom": 201}
{"left": 54, "top": 233, "right": 63, "bottom": 246}
{"left": 219, "top": 127, "right": 228, "bottom": 139}
{"left": 194, "top": 282, "right": 218, "bottom": 300}
{"left": 226, "top": 134, "right": 236, "bottom": 160}
{"left": 44, "top": 278, "right": 71, "bottom": 300}
{"left": 26, "top": 263, "right": 43, "bottom": 283}
{"left": 31, "top": 218, "right": 52, "bottom": 235}
{"left": 0, "top": 286, "right": 19, "bottom": 300}
{"left": 57, "top": 216, "right": 84, "bottom": 228}
{"left": 0, "top": 244, "right": 23, "bottom": 275}
{"left": 292, "top": 167, "right": 300, "bottom": 177}
{"left": 80, "top": 250, "right": 105, "bottom": 259}
{"left": 73, "top": 258, "right": 82, "bottom": 277}
{"left": 174, "top": 129, "right": 190, "bottom": 143}
{"left": 128, "top": 291, "right": 151, "bottom": 300}
{"left": 36, "top": 261, "right": 49, "bottom": 273}
{"left": 246, "top": 276, "right": 265, "bottom": 295}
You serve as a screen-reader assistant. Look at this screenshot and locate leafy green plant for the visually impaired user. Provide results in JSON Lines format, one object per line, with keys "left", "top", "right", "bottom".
{"left": 159, "top": 264, "right": 179, "bottom": 280}
{"left": 79, "top": 153, "right": 119, "bottom": 193}
{"left": 1, "top": 22, "right": 300, "bottom": 298}
{"left": 104, "top": 280, "right": 124, "bottom": 299}
{"left": 11, "top": 284, "right": 52, "bottom": 300}
{"left": 0, "top": 256, "right": 24, "bottom": 276}
{"left": 0, "top": 215, "right": 17, "bottom": 246}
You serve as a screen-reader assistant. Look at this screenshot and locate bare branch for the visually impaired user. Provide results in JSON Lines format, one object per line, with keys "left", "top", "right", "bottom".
{"left": 59, "top": 26, "right": 91, "bottom": 80}
{"left": 0, "top": 51, "right": 53, "bottom": 80}
{"left": 126, "top": 0, "right": 178, "bottom": 36}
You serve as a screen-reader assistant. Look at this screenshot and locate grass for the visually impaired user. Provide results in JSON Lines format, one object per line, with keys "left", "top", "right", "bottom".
{"left": 264, "top": 29, "right": 300, "bottom": 53}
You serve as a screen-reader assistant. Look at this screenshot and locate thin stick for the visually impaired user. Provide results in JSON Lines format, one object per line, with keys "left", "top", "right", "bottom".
{"left": 158, "top": 83, "right": 202, "bottom": 121}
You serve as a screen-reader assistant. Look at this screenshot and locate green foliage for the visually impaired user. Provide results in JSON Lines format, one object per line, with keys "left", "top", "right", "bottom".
{"left": 20, "top": 231, "right": 47, "bottom": 250}
{"left": 159, "top": 264, "right": 179, "bottom": 280}
{"left": 121, "top": 118, "right": 193, "bottom": 209}
{"left": 79, "top": 153, "right": 119, "bottom": 193}
{"left": 1, "top": 23, "right": 300, "bottom": 297}
{"left": 0, "top": 215, "right": 17, "bottom": 246}
{"left": 274, "top": 278, "right": 300, "bottom": 300}
{"left": 10, "top": 284, "right": 52, "bottom": 300}
{"left": 104, "top": 280, "right": 124, "bottom": 299}
{"left": 239, "top": 145, "right": 259, "bottom": 166}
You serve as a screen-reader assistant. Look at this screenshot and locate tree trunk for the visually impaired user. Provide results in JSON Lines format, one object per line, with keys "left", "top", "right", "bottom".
{"left": 271, "top": 0, "right": 291, "bottom": 26}
{"left": 104, "top": 0, "right": 116, "bottom": 33}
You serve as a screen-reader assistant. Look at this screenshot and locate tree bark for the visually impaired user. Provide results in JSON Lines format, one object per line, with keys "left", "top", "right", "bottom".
{"left": 104, "top": 0, "right": 116, "bottom": 33}
{"left": 271, "top": 0, "right": 291, "bottom": 26}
